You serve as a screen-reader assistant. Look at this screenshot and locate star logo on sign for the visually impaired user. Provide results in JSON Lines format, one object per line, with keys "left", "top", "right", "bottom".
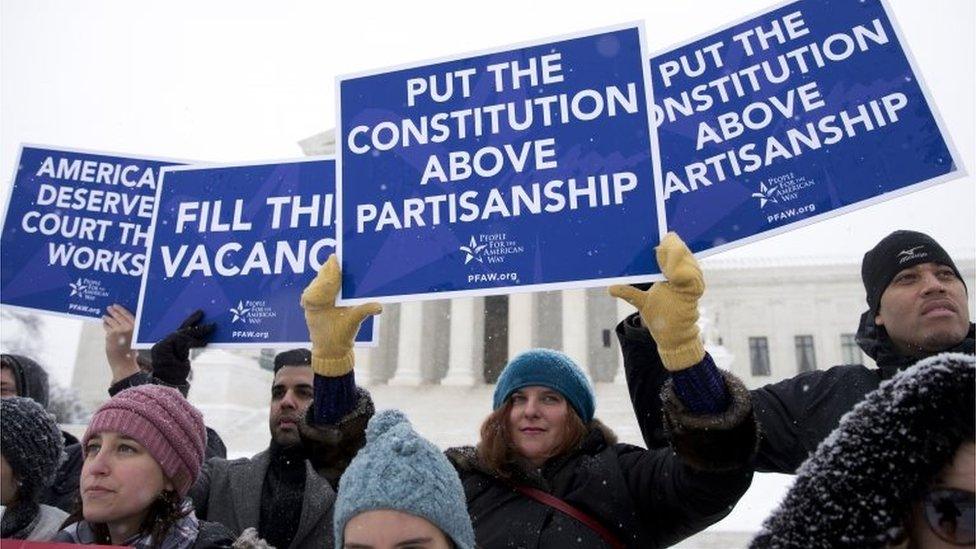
{"left": 229, "top": 301, "right": 250, "bottom": 323}
{"left": 751, "top": 183, "right": 779, "bottom": 209}
{"left": 459, "top": 236, "right": 487, "bottom": 265}
{"left": 69, "top": 278, "right": 86, "bottom": 297}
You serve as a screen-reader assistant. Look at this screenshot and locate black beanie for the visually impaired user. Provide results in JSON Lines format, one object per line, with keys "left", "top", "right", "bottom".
{"left": 861, "top": 230, "right": 965, "bottom": 315}
{"left": 273, "top": 348, "right": 312, "bottom": 373}
{"left": 0, "top": 397, "right": 64, "bottom": 504}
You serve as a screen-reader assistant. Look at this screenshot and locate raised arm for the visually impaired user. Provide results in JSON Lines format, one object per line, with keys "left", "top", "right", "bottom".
{"left": 106, "top": 308, "right": 214, "bottom": 397}
{"left": 609, "top": 233, "right": 730, "bottom": 418}
{"left": 103, "top": 304, "right": 141, "bottom": 384}
{"left": 300, "top": 254, "right": 382, "bottom": 425}
{"left": 611, "top": 234, "right": 837, "bottom": 476}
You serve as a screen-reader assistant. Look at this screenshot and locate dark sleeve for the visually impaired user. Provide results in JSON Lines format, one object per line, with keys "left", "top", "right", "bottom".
{"left": 189, "top": 458, "right": 214, "bottom": 520}
{"left": 671, "top": 354, "right": 730, "bottom": 414}
{"left": 749, "top": 373, "right": 817, "bottom": 473}
{"left": 301, "top": 385, "right": 375, "bottom": 488}
{"left": 312, "top": 370, "right": 359, "bottom": 425}
{"left": 618, "top": 310, "right": 850, "bottom": 475}
{"left": 41, "top": 440, "right": 83, "bottom": 512}
{"left": 194, "top": 520, "right": 236, "bottom": 549}
{"left": 205, "top": 427, "right": 227, "bottom": 460}
{"left": 751, "top": 366, "right": 875, "bottom": 473}
{"left": 616, "top": 313, "right": 671, "bottom": 449}
{"left": 107, "top": 371, "right": 154, "bottom": 396}
{"left": 107, "top": 371, "right": 190, "bottom": 397}
{"left": 617, "top": 370, "right": 757, "bottom": 547}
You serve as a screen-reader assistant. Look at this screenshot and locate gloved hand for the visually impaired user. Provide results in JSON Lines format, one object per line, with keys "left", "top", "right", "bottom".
{"left": 151, "top": 309, "right": 215, "bottom": 386}
{"left": 301, "top": 254, "right": 382, "bottom": 377}
{"left": 609, "top": 232, "right": 705, "bottom": 371}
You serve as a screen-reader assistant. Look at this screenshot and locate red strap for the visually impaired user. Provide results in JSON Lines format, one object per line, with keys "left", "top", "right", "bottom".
{"left": 510, "top": 484, "right": 626, "bottom": 549}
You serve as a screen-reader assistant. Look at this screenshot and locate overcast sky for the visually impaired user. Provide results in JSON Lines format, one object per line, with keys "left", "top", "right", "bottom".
{"left": 1, "top": 0, "right": 973, "bottom": 263}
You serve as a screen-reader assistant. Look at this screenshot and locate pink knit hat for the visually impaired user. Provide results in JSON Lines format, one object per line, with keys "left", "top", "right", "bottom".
{"left": 83, "top": 385, "right": 206, "bottom": 496}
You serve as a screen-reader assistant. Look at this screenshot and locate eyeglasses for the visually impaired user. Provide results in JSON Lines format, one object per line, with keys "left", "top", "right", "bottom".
{"left": 922, "top": 488, "right": 975, "bottom": 546}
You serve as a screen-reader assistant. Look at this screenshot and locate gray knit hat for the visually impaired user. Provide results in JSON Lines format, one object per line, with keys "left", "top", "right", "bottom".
{"left": 333, "top": 410, "right": 475, "bottom": 549}
{"left": 0, "top": 397, "right": 64, "bottom": 504}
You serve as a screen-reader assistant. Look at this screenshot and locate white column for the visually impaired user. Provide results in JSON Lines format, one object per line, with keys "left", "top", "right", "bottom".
{"left": 72, "top": 322, "right": 113, "bottom": 410}
{"left": 389, "top": 301, "right": 424, "bottom": 385}
{"left": 352, "top": 347, "right": 374, "bottom": 386}
{"left": 442, "top": 297, "right": 484, "bottom": 386}
{"left": 561, "top": 289, "right": 589, "bottom": 371}
{"left": 613, "top": 297, "right": 635, "bottom": 384}
{"left": 508, "top": 292, "right": 536, "bottom": 359}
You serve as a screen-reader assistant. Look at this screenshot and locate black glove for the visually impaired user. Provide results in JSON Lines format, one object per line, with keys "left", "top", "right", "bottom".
{"left": 150, "top": 310, "right": 216, "bottom": 387}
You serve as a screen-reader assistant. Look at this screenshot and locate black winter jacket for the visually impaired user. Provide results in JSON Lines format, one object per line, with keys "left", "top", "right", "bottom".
{"left": 617, "top": 311, "right": 976, "bottom": 474}
{"left": 446, "top": 372, "right": 757, "bottom": 549}
{"left": 752, "top": 353, "right": 975, "bottom": 548}
{"left": 43, "top": 431, "right": 83, "bottom": 512}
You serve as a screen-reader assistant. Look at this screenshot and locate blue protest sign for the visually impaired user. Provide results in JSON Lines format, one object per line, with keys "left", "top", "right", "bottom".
{"left": 651, "top": 0, "right": 962, "bottom": 256}
{"left": 1, "top": 145, "right": 181, "bottom": 320}
{"left": 337, "top": 23, "right": 662, "bottom": 304}
{"left": 133, "top": 158, "right": 377, "bottom": 348}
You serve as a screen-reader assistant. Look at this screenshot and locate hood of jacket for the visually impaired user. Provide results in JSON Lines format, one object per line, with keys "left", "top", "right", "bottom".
{"left": 2, "top": 354, "right": 50, "bottom": 408}
{"left": 752, "top": 353, "right": 975, "bottom": 548}
{"left": 855, "top": 312, "right": 975, "bottom": 379}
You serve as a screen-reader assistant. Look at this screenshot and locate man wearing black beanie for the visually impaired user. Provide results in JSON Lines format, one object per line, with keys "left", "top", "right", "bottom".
{"left": 615, "top": 229, "right": 974, "bottom": 474}
{"left": 859, "top": 230, "right": 970, "bottom": 361}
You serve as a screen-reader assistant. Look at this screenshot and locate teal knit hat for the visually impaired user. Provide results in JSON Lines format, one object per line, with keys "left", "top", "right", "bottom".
{"left": 493, "top": 349, "right": 596, "bottom": 422}
{"left": 333, "top": 410, "right": 475, "bottom": 549}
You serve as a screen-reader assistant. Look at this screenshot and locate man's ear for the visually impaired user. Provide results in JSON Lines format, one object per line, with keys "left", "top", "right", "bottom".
{"left": 875, "top": 312, "right": 884, "bottom": 326}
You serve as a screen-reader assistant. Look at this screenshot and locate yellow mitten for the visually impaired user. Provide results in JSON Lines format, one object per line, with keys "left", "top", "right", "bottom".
{"left": 609, "top": 232, "right": 705, "bottom": 371}
{"left": 301, "top": 255, "right": 382, "bottom": 377}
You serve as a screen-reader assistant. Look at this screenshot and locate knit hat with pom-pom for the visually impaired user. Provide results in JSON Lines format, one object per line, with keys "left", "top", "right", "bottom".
{"left": 333, "top": 409, "right": 474, "bottom": 549}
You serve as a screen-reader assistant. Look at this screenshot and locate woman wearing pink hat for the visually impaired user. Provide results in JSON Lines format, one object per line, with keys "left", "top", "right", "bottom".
{"left": 54, "top": 385, "right": 234, "bottom": 549}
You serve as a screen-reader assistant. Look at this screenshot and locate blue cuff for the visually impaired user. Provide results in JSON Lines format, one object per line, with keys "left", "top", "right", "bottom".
{"left": 671, "top": 354, "right": 730, "bottom": 415}
{"left": 313, "top": 370, "right": 358, "bottom": 425}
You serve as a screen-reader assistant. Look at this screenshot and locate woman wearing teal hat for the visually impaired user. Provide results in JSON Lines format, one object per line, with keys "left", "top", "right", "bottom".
{"left": 302, "top": 235, "right": 759, "bottom": 548}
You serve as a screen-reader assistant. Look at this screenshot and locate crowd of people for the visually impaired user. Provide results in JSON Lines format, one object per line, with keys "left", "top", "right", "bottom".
{"left": 0, "top": 229, "right": 972, "bottom": 548}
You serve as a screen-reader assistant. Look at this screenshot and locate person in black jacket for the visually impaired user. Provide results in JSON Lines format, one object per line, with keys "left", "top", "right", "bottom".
{"left": 303, "top": 239, "right": 758, "bottom": 549}
{"left": 616, "top": 229, "right": 974, "bottom": 474}
{"left": 752, "top": 353, "right": 975, "bottom": 548}
{"left": 448, "top": 233, "right": 758, "bottom": 549}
